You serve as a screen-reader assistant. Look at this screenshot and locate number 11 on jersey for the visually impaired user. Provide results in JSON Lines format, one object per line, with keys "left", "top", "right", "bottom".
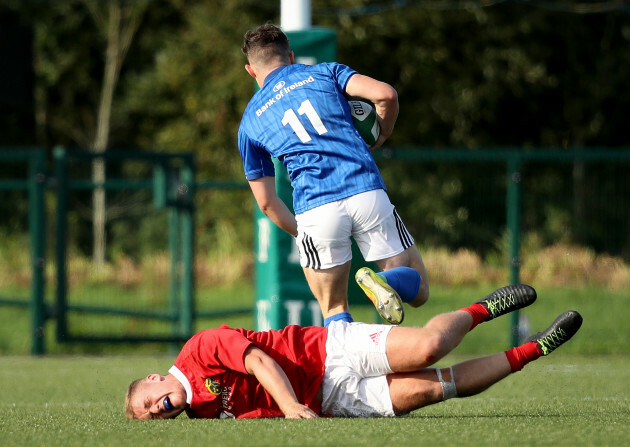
{"left": 281, "top": 99, "right": 329, "bottom": 143}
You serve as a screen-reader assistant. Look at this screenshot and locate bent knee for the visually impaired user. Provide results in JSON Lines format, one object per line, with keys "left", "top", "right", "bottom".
{"left": 416, "top": 332, "right": 450, "bottom": 366}
{"left": 407, "top": 282, "right": 430, "bottom": 308}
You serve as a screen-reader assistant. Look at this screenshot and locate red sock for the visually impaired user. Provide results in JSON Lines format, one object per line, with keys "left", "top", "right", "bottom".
{"left": 459, "top": 303, "right": 490, "bottom": 331}
{"left": 504, "top": 342, "right": 542, "bottom": 372}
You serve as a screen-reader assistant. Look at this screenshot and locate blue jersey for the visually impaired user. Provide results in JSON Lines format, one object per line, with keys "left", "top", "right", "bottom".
{"left": 238, "top": 62, "right": 386, "bottom": 214}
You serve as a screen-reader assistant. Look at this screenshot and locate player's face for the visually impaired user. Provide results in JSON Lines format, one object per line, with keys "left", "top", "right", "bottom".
{"left": 132, "top": 374, "right": 187, "bottom": 420}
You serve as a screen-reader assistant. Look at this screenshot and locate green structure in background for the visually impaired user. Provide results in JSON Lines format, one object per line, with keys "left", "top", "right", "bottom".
{"left": 253, "top": 28, "right": 376, "bottom": 330}
{"left": 0, "top": 149, "right": 47, "bottom": 354}
{"left": 3, "top": 146, "right": 630, "bottom": 352}
{"left": 254, "top": 29, "right": 337, "bottom": 331}
{"left": 54, "top": 148, "right": 196, "bottom": 345}
{"left": 253, "top": 157, "right": 321, "bottom": 330}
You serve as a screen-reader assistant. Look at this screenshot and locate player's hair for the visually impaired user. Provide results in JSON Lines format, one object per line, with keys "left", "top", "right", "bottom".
{"left": 124, "top": 378, "right": 145, "bottom": 420}
{"left": 241, "top": 23, "right": 291, "bottom": 66}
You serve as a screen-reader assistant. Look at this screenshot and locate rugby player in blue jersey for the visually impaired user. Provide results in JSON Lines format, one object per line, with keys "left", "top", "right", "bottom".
{"left": 238, "top": 24, "right": 428, "bottom": 326}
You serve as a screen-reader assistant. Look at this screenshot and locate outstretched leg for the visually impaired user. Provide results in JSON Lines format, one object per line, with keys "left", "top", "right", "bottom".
{"left": 385, "top": 310, "right": 474, "bottom": 371}
{"left": 388, "top": 352, "right": 513, "bottom": 414}
{"left": 385, "top": 284, "right": 538, "bottom": 371}
{"left": 387, "top": 310, "right": 583, "bottom": 415}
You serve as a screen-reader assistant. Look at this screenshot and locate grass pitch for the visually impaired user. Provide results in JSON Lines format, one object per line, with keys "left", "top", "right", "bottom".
{"left": 1, "top": 354, "right": 628, "bottom": 447}
{"left": 1, "top": 284, "right": 629, "bottom": 446}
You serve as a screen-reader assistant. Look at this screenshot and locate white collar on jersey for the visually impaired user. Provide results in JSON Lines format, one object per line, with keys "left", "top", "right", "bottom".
{"left": 168, "top": 365, "right": 193, "bottom": 404}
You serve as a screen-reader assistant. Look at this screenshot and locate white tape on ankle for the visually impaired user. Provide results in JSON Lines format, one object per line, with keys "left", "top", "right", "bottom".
{"left": 436, "top": 367, "right": 458, "bottom": 400}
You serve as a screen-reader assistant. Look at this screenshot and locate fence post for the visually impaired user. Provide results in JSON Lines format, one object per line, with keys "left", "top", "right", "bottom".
{"left": 29, "top": 150, "right": 47, "bottom": 355}
{"left": 166, "top": 158, "right": 196, "bottom": 341}
{"left": 168, "top": 204, "right": 180, "bottom": 331}
{"left": 54, "top": 146, "right": 69, "bottom": 343}
{"left": 507, "top": 154, "right": 522, "bottom": 347}
{"left": 179, "top": 158, "right": 195, "bottom": 338}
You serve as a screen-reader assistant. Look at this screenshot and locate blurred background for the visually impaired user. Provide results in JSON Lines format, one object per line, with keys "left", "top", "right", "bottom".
{"left": 1, "top": 0, "right": 629, "bottom": 355}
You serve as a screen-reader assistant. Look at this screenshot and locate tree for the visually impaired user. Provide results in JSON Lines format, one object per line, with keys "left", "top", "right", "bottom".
{"left": 5, "top": 0, "right": 630, "bottom": 259}
{"left": 82, "top": 0, "right": 148, "bottom": 267}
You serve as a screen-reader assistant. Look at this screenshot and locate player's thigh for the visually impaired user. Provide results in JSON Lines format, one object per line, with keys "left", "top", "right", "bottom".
{"left": 350, "top": 190, "right": 414, "bottom": 261}
{"left": 385, "top": 325, "right": 439, "bottom": 371}
{"left": 295, "top": 201, "right": 353, "bottom": 269}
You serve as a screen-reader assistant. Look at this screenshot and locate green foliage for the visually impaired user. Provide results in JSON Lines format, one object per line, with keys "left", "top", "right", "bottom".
{"left": 194, "top": 188, "right": 254, "bottom": 254}
{"left": 2, "top": 1, "right": 630, "bottom": 260}
{"left": 0, "top": 230, "right": 31, "bottom": 289}
{"left": 320, "top": 2, "right": 630, "bottom": 147}
{"left": 30, "top": 1, "right": 102, "bottom": 148}
{"left": 117, "top": 0, "right": 277, "bottom": 180}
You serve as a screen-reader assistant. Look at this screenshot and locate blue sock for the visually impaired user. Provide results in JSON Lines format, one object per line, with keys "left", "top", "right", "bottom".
{"left": 379, "top": 267, "right": 421, "bottom": 303}
{"left": 323, "top": 312, "right": 354, "bottom": 327}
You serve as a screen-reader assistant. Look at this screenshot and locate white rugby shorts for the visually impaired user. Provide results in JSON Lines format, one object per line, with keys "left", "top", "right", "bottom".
{"left": 321, "top": 320, "right": 395, "bottom": 418}
{"left": 294, "top": 189, "right": 414, "bottom": 270}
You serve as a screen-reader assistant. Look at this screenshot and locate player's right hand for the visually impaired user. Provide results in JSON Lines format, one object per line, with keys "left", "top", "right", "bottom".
{"left": 282, "top": 402, "right": 319, "bottom": 419}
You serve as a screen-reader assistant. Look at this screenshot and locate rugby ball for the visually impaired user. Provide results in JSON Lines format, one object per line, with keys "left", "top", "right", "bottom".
{"left": 349, "top": 100, "right": 380, "bottom": 146}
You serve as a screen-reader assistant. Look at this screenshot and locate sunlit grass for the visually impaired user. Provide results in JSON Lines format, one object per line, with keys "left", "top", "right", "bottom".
{"left": 1, "top": 355, "right": 628, "bottom": 447}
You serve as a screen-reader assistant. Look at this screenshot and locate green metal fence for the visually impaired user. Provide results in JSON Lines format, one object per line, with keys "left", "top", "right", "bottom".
{"left": 0, "top": 148, "right": 46, "bottom": 354}
{"left": 376, "top": 147, "right": 630, "bottom": 346}
{"left": 53, "top": 148, "right": 197, "bottom": 345}
{"left": 1, "top": 147, "right": 628, "bottom": 353}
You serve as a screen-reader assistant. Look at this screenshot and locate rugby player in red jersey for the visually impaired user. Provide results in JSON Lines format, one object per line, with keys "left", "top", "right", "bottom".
{"left": 125, "top": 284, "right": 581, "bottom": 420}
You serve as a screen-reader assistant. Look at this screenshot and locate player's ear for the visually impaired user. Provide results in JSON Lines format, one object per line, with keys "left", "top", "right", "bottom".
{"left": 146, "top": 373, "right": 162, "bottom": 382}
{"left": 245, "top": 64, "right": 256, "bottom": 79}
{"left": 289, "top": 51, "right": 295, "bottom": 64}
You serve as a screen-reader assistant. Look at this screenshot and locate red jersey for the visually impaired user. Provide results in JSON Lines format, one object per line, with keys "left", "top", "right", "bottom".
{"left": 171, "top": 324, "right": 328, "bottom": 419}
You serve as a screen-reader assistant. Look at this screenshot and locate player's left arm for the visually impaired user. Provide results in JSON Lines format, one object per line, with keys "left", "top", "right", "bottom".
{"left": 243, "top": 345, "right": 319, "bottom": 419}
{"left": 248, "top": 176, "right": 298, "bottom": 237}
{"left": 345, "top": 73, "right": 399, "bottom": 150}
